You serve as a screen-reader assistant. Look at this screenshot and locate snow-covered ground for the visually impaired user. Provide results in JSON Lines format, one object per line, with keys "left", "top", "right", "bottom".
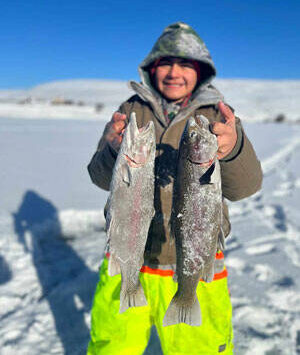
{"left": 1, "top": 79, "right": 300, "bottom": 123}
{"left": 0, "top": 82, "right": 300, "bottom": 354}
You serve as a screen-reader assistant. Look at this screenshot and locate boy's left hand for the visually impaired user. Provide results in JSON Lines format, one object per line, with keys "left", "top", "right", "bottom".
{"left": 210, "top": 101, "right": 237, "bottom": 160}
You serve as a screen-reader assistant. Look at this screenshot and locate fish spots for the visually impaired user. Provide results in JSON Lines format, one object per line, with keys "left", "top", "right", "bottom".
{"left": 107, "top": 115, "right": 155, "bottom": 312}
{"left": 164, "top": 117, "right": 222, "bottom": 326}
{"left": 129, "top": 178, "right": 143, "bottom": 250}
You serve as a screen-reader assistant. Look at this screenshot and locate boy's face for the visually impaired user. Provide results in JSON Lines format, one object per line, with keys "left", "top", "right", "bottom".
{"left": 154, "top": 57, "right": 199, "bottom": 103}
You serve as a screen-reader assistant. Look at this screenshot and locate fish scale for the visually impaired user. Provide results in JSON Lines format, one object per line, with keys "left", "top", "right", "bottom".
{"left": 163, "top": 115, "right": 224, "bottom": 327}
{"left": 106, "top": 112, "right": 156, "bottom": 314}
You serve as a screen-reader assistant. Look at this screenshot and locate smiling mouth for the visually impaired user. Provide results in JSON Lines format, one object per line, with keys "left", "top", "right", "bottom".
{"left": 163, "top": 83, "right": 183, "bottom": 87}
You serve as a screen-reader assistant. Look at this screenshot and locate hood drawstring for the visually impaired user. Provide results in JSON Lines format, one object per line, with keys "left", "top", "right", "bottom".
{"left": 163, "top": 93, "right": 192, "bottom": 124}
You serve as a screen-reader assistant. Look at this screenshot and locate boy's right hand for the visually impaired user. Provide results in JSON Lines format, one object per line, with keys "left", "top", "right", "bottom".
{"left": 104, "top": 112, "right": 127, "bottom": 152}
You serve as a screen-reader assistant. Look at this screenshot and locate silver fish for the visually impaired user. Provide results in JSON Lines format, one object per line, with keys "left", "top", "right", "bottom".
{"left": 163, "top": 115, "right": 224, "bottom": 327}
{"left": 106, "top": 112, "right": 156, "bottom": 313}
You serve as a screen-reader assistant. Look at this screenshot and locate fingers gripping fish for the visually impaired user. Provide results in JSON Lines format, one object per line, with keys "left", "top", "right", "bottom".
{"left": 163, "top": 115, "right": 224, "bottom": 327}
{"left": 106, "top": 112, "right": 156, "bottom": 313}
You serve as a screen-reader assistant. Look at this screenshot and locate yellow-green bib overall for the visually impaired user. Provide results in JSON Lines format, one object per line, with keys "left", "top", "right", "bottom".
{"left": 87, "top": 251, "right": 234, "bottom": 355}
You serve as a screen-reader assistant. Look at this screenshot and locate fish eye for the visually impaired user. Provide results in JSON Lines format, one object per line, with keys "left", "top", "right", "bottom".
{"left": 190, "top": 131, "right": 197, "bottom": 138}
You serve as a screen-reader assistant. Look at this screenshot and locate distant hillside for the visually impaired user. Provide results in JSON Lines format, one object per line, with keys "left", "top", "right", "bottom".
{"left": 0, "top": 78, "right": 299, "bottom": 122}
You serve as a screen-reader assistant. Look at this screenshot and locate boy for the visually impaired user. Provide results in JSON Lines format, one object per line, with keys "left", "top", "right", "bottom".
{"left": 87, "top": 22, "right": 262, "bottom": 355}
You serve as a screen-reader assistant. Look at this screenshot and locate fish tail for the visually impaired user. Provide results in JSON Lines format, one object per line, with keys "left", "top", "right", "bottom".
{"left": 163, "top": 296, "right": 201, "bottom": 327}
{"left": 119, "top": 280, "right": 147, "bottom": 313}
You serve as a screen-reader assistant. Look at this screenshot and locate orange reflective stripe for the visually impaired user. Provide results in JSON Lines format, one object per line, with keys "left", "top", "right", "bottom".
{"left": 140, "top": 266, "right": 175, "bottom": 277}
{"left": 140, "top": 266, "right": 228, "bottom": 281}
{"left": 107, "top": 252, "right": 223, "bottom": 260}
{"left": 215, "top": 251, "right": 224, "bottom": 259}
{"left": 214, "top": 268, "right": 228, "bottom": 280}
{"left": 105, "top": 253, "right": 227, "bottom": 280}
{"left": 207, "top": 268, "right": 228, "bottom": 281}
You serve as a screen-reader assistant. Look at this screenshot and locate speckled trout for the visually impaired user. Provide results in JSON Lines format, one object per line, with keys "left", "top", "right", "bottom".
{"left": 106, "top": 112, "right": 156, "bottom": 313}
{"left": 163, "top": 115, "right": 224, "bottom": 327}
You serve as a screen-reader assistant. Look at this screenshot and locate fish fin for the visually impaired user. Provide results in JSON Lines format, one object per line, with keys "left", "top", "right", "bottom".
{"left": 208, "top": 159, "right": 220, "bottom": 185}
{"left": 218, "top": 228, "right": 225, "bottom": 251}
{"left": 121, "top": 163, "right": 131, "bottom": 186}
{"left": 152, "top": 208, "right": 156, "bottom": 219}
{"left": 163, "top": 296, "right": 201, "bottom": 327}
{"left": 106, "top": 212, "right": 116, "bottom": 247}
{"left": 202, "top": 262, "right": 215, "bottom": 283}
{"left": 119, "top": 281, "right": 147, "bottom": 313}
{"left": 108, "top": 253, "right": 121, "bottom": 276}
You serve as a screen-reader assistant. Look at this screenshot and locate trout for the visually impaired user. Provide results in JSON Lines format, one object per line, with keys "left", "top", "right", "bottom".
{"left": 163, "top": 115, "right": 224, "bottom": 327}
{"left": 106, "top": 112, "right": 156, "bottom": 313}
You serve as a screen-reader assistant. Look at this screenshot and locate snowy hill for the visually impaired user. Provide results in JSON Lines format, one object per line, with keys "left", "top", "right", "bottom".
{"left": 1, "top": 80, "right": 300, "bottom": 354}
{"left": 0, "top": 80, "right": 133, "bottom": 120}
{"left": 0, "top": 78, "right": 300, "bottom": 122}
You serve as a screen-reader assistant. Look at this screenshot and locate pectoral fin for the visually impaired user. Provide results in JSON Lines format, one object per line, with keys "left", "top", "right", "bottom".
{"left": 121, "top": 163, "right": 132, "bottom": 186}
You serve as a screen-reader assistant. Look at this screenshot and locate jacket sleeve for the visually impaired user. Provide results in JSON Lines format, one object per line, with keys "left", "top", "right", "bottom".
{"left": 87, "top": 101, "right": 131, "bottom": 191}
{"left": 220, "top": 116, "right": 263, "bottom": 201}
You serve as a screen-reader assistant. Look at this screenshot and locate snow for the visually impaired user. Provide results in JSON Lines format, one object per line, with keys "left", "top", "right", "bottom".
{"left": 1, "top": 78, "right": 300, "bottom": 123}
{"left": 0, "top": 79, "right": 133, "bottom": 121}
{"left": 0, "top": 80, "right": 300, "bottom": 354}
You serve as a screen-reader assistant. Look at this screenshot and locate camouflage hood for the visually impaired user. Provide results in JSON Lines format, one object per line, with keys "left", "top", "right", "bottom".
{"left": 129, "top": 22, "right": 222, "bottom": 107}
{"left": 139, "top": 22, "right": 217, "bottom": 93}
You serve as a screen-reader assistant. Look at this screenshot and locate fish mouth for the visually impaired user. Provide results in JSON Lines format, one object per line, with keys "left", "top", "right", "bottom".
{"left": 138, "top": 121, "right": 153, "bottom": 136}
{"left": 188, "top": 156, "right": 216, "bottom": 167}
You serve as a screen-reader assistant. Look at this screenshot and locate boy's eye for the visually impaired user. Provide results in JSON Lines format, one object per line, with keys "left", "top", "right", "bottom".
{"left": 157, "top": 59, "right": 195, "bottom": 69}
{"left": 158, "top": 60, "right": 172, "bottom": 66}
{"left": 181, "top": 62, "right": 195, "bottom": 68}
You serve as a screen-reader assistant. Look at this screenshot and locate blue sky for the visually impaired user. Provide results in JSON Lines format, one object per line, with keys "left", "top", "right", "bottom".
{"left": 0, "top": 0, "right": 299, "bottom": 88}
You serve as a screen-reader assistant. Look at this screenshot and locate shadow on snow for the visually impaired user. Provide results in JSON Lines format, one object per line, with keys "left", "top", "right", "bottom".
{"left": 0, "top": 254, "right": 12, "bottom": 285}
{"left": 12, "top": 190, "right": 98, "bottom": 354}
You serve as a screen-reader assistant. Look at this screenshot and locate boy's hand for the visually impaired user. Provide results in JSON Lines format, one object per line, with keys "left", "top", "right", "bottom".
{"left": 211, "top": 102, "right": 237, "bottom": 160}
{"left": 104, "top": 112, "right": 127, "bottom": 152}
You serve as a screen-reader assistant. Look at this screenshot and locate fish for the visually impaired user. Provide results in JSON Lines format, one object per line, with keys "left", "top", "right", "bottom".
{"left": 163, "top": 115, "right": 224, "bottom": 327}
{"left": 106, "top": 112, "right": 156, "bottom": 313}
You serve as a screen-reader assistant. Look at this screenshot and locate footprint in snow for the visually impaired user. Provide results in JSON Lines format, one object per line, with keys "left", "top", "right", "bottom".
{"left": 296, "top": 329, "right": 300, "bottom": 355}
{"left": 245, "top": 243, "right": 276, "bottom": 256}
{"left": 251, "top": 264, "right": 276, "bottom": 282}
{"left": 224, "top": 236, "right": 242, "bottom": 253}
{"left": 225, "top": 257, "right": 246, "bottom": 275}
{"left": 262, "top": 204, "right": 287, "bottom": 232}
{"left": 267, "top": 289, "right": 300, "bottom": 312}
{"left": 244, "top": 339, "right": 282, "bottom": 355}
{"left": 284, "top": 244, "right": 300, "bottom": 268}
{"left": 273, "top": 276, "right": 294, "bottom": 288}
{"left": 234, "top": 305, "right": 281, "bottom": 337}
{"left": 227, "top": 260, "right": 277, "bottom": 282}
